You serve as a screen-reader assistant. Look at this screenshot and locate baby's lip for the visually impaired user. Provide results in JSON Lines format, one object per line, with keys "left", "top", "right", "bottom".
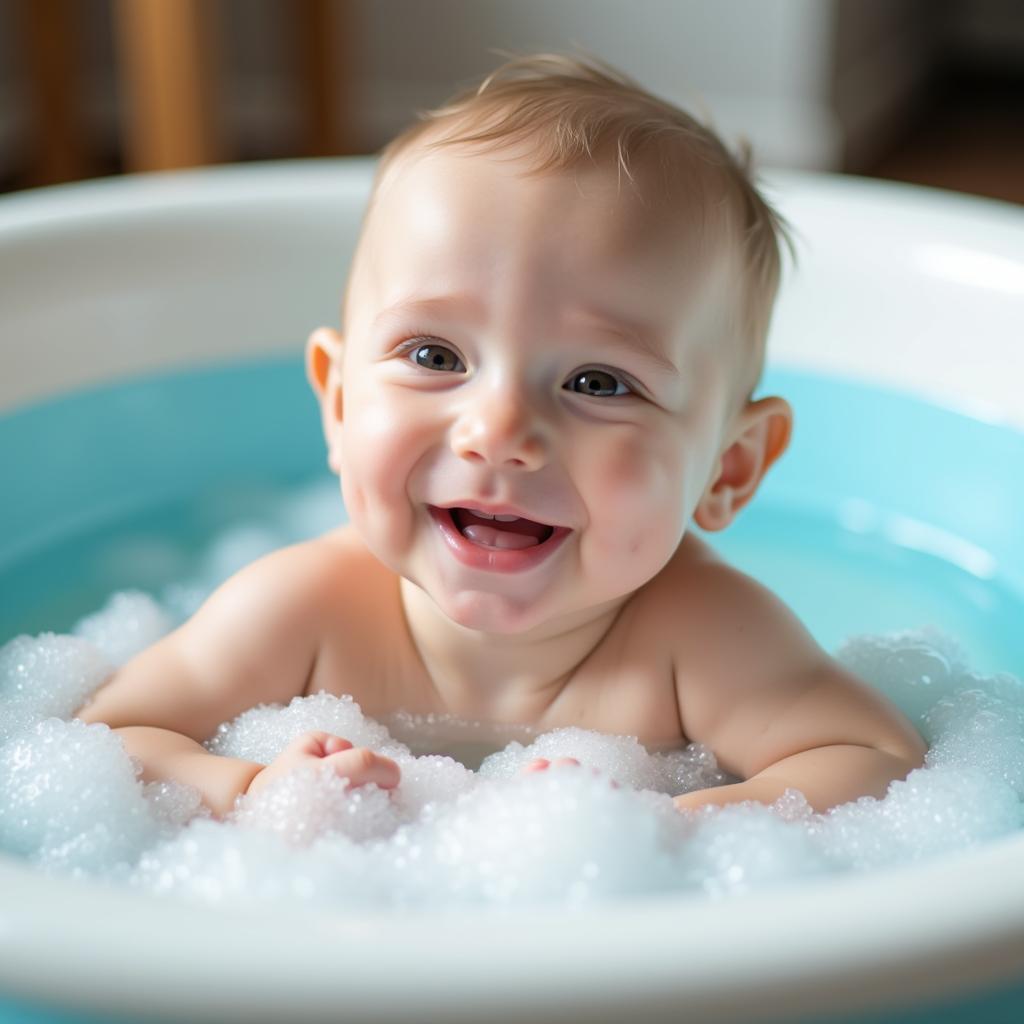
{"left": 431, "top": 501, "right": 565, "bottom": 530}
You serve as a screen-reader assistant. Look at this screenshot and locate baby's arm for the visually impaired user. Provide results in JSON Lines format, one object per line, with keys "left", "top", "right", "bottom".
{"left": 74, "top": 541, "right": 398, "bottom": 818}
{"left": 670, "top": 561, "right": 927, "bottom": 814}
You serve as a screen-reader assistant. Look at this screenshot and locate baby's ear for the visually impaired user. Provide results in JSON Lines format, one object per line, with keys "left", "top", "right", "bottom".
{"left": 305, "top": 327, "right": 345, "bottom": 472}
{"left": 306, "top": 327, "right": 344, "bottom": 403}
{"left": 693, "top": 396, "right": 792, "bottom": 532}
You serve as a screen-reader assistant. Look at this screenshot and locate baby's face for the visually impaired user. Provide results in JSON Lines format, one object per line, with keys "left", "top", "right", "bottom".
{"left": 330, "top": 144, "right": 742, "bottom": 634}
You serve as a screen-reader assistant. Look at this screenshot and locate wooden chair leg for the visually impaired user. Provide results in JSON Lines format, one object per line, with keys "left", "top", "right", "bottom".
{"left": 112, "top": 0, "right": 224, "bottom": 171}
{"left": 296, "top": 0, "right": 354, "bottom": 156}
{"left": 19, "top": 0, "right": 90, "bottom": 185}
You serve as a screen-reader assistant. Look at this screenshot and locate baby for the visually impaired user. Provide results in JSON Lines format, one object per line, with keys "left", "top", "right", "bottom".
{"left": 74, "top": 53, "right": 926, "bottom": 819}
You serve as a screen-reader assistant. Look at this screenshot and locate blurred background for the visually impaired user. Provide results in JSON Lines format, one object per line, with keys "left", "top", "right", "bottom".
{"left": 0, "top": 0, "right": 1021, "bottom": 202}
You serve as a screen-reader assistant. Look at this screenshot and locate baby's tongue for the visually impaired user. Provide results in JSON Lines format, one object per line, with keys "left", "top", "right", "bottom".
{"left": 454, "top": 508, "right": 547, "bottom": 550}
{"left": 461, "top": 523, "right": 539, "bottom": 550}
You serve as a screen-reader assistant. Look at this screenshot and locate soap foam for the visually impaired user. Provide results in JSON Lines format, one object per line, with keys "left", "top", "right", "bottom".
{"left": 73, "top": 591, "right": 173, "bottom": 667}
{"left": 2, "top": 482, "right": 1023, "bottom": 913}
{"left": 0, "top": 633, "right": 114, "bottom": 744}
{"left": 0, "top": 717, "right": 201, "bottom": 878}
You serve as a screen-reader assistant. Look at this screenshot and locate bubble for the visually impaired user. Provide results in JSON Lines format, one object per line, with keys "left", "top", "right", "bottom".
{"left": 0, "top": 633, "right": 113, "bottom": 744}
{"left": 2, "top": 487, "right": 1022, "bottom": 912}
{"left": 73, "top": 590, "right": 174, "bottom": 667}
{"left": 0, "top": 718, "right": 199, "bottom": 879}
{"left": 205, "top": 691, "right": 409, "bottom": 764}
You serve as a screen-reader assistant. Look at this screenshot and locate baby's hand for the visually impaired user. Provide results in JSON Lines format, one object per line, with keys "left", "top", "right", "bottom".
{"left": 245, "top": 730, "right": 401, "bottom": 799}
{"left": 519, "top": 757, "right": 620, "bottom": 788}
{"left": 521, "top": 756, "right": 582, "bottom": 774}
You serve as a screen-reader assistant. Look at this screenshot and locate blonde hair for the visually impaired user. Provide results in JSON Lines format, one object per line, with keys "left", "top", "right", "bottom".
{"left": 365, "top": 51, "right": 794, "bottom": 405}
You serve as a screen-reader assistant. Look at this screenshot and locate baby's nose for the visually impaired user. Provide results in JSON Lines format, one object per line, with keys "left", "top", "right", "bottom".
{"left": 450, "top": 393, "right": 548, "bottom": 470}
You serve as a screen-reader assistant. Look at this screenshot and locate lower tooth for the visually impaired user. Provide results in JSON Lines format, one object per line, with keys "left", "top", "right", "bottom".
{"left": 462, "top": 524, "right": 539, "bottom": 550}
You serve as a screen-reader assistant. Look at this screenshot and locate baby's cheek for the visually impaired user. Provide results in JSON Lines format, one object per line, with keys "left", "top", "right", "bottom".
{"left": 580, "top": 434, "right": 684, "bottom": 563}
{"left": 340, "top": 402, "right": 418, "bottom": 540}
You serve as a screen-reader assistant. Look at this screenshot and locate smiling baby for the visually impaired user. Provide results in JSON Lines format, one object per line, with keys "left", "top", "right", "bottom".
{"left": 74, "top": 53, "right": 926, "bottom": 817}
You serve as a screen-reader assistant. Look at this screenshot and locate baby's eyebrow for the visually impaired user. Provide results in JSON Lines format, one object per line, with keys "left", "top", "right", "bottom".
{"left": 571, "top": 309, "right": 680, "bottom": 376}
{"left": 372, "top": 295, "right": 679, "bottom": 376}
{"left": 373, "top": 294, "right": 485, "bottom": 331}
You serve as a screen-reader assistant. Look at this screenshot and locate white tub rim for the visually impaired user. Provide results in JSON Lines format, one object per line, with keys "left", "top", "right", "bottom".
{"left": 1, "top": 160, "right": 1023, "bottom": 1023}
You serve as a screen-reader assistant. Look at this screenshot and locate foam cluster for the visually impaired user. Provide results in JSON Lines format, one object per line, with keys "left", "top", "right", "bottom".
{"left": 0, "top": 718, "right": 202, "bottom": 878}
{"left": 3, "top": 625, "right": 1023, "bottom": 910}
{"left": 1, "top": 484, "right": 1023, "bottom": 912}
{"left": 477, "top": 726, "right": 731, "bottom": 795}
{"left": 0, "top": 633, "right": 114, "bottom": 744}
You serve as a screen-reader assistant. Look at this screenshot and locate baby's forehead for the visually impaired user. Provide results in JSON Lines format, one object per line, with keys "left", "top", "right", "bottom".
{"left": 364, "top": 141, "right": 733, "bottom": 285}
{"left": 376, "top": 137, "right": 717, "bottom": 223}
{"left": 346, "top": 139, "right": 744, "bottom": 356}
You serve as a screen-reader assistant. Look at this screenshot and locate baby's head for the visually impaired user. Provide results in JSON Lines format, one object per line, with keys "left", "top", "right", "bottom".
{"left": 352, "top": 52, "right": 791, "bottom": 413}
{"left": 307, "top": 53, "right": 795, "bottom": 634}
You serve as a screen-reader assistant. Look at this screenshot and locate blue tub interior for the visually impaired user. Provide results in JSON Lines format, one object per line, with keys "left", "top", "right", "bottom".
{"left": 0, "top": 359, "right": 1021, "bottom": 679}
{"left": 1, "top": 358, "right": 1024, "bottom": 1022}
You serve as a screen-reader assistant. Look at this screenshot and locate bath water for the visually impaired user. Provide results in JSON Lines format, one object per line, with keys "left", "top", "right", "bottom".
{"left": 1, "top": 361, "right": 1022, "bottom": 913}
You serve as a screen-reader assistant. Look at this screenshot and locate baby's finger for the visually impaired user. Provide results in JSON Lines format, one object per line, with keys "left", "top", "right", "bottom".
{"left": 288, "top": 731, "right": 353, "bottom": 757}
{"left": 551, "top": 757, "right": 621, "bottom": 788}
{"left": 325, "top": 747, "right": 401, "bottom": 790}
{"left": 321, "top": 734, "right": 354, "bottom": 755}
{"left": 282, "top": 731, "right": 326, "bottom": 756}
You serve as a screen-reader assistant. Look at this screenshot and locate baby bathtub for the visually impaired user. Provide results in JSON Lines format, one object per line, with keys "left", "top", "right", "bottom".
{"left": 0, "top": 160, "right": 1023, "bottom": 1024}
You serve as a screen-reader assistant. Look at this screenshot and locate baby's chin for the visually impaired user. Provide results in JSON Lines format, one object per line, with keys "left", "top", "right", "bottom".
{"left": 432, "top": 586, "right": 556, "bottom": 636}
{"left": 429, "top": 579, "right": 640, "bottom": 641}
{"left": 353, "top": 538, "right": 538, "bottom": 634}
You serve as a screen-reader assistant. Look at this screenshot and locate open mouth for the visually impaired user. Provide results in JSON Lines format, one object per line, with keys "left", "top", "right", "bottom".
{"left": 446, "top": 507, "right": 555, "bottom": 550}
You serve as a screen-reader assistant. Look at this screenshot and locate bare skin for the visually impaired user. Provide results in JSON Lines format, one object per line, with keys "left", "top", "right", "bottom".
{"left": 75, "top": 524, "right": 924, "bottom": 818}
{"left": 74, "top": 141, "right": 926, "bottom": 818}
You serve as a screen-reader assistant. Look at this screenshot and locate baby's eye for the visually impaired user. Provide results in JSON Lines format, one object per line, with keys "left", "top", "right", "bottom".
{"left": 409, "top": 342, "right": 465, "bottom": 373}
{"left": 564, "top": 369, "right": 632, "bottom": 398}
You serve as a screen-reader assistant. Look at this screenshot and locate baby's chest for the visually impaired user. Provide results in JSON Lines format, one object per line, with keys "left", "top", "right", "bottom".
{"left": 544, "top": 649, "right": 686, "bottom": 752}
{"left": 386, "top": 658, "right": 684, "bottom": 769}
{"left": 306, "top": 622, "right": 686, "bottom": 755}
{"left": 301, "top": 547, "right": 688, "bottom": 754}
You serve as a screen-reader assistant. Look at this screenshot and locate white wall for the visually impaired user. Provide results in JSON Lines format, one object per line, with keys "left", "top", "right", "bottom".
{"left": 0, "top": 0, "right": 967, "bottom": 183}
{"left": 349, "top": 0, "right": 844, "bottom": 170}
{"left": 830, "top": 0, "right": 936, "bottom": 170}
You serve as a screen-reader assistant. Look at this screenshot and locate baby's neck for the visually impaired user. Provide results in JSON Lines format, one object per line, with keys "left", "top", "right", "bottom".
{"left": 398, "top": 577, "right": 625, "bottom": 722}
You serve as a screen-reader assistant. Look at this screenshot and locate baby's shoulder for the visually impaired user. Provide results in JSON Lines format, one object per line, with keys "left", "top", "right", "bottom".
{"left": 252, "top": 524, "right": 392, "bottom": 609}
{"left": 199, "top": 524, "right": 385, "bottom": 629}
{"left": 636, "top": 532, "right": 819, "bottom": 659}
{"left": 285, "top": 522, "right": 377, "bottom": 569}
{"left": 638, "top": 531, "right": 748, "bottom": 611}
